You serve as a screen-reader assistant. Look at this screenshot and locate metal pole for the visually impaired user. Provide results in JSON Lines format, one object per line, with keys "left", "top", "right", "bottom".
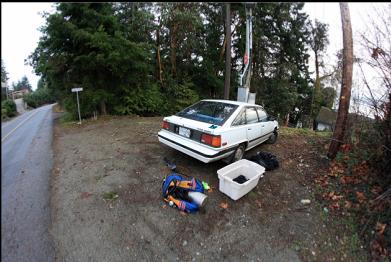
{"left": 76, "top": 91, "right": 81, "bottom": 124}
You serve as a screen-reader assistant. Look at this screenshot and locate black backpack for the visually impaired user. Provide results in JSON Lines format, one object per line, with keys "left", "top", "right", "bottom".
{"left": 246, "top": 152, "right": 279, "bottom": 171}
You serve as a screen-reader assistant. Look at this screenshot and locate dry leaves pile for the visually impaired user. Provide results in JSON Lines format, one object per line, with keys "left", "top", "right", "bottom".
{"left": 313, "top": 143, "right": 390, "bottom": 259}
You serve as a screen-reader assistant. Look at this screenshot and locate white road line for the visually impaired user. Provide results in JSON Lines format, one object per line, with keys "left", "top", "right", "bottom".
{"left": 1, "top": 109, "right": 41, "bottom": 142}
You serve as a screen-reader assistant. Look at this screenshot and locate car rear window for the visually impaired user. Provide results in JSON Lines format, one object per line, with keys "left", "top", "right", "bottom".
{"left": 176, "top": 101, "right": 238, "bottom": 126}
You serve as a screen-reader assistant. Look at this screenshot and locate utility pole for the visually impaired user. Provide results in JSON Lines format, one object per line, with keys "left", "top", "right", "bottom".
{"left": 328, "top": 3, "right": 353, "bottom": 159}
{"left": 224, "top": 3, "right": 231, "bottom": 100}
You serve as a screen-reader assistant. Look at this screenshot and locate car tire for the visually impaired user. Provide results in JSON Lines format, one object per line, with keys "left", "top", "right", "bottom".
{"left": 267, "top": 130, "right": 278, "bottom": 144}
{"left": 231, "top": 144, "right": 245, "bottom": 163}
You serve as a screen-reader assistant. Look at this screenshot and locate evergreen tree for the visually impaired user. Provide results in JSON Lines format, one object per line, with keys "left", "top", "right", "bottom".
{"left": 308, "top": 19, "right": 330, "bottom": 123}
{"left": 13, "top": 76, "right": 32, "bottom": 92}
{"left": 29, "top": 3, "right": 154, "bottom": 117}
{"left": 1, "top": 60, "right": 9, "bottom": 100}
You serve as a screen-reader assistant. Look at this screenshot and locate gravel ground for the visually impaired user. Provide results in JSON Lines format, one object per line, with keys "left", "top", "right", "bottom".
{"left": 50, "top": 116, "right": 367, "bottom": 261}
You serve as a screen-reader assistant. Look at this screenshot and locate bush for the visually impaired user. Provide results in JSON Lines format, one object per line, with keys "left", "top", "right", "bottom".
{"left": 1, "top": 100, "right": 17, "bottom": 119}
{"left": 161, "top": 79, "right": 200, "bottom": 115}
{"left": 23, "top": 87, "right": 55, "bottom": 108}
{"left": 62, "top": 88, "right": 114, "bottom": 120}
{"left": 114, "top": 83, "right": 164, "bottom": 116}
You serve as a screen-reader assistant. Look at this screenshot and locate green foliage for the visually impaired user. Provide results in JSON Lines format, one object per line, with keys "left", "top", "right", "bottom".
{"left": 162, "top": 78, "right": 200, "bottom": 114}
{"left": 28, "top": 2, "right": 320, "bottom": 120}
{"left": 102, "top": 191, "right": 119, "bottom": 200}
{"left": 23, "top": 87, "right": 55, "bottom": 108}
{"left": 321, "top": 87, "right": 336, "bottom": 109}
{"left": 114, "top": 83, "right": 164, "bottom": 116}
{"left": 309, "top": 19, "right": 329, "bottom": 62}
{"left": 12, "top": 76, "right": 32, "bottom": 92}
{"left": 250, "top": 3, "right": 311, "bottom": 122}
{"left": 1, "top": 99, "right": 17, "bottom": 119}
{"left": 29, "top": 3, "right": 153, "bottom": 117}
{"left": 37, "top": 78, "right": 46, "bottom": 90}
{"left": 1, "top": 60, "right": 9, "bottom": 101}
{"left": 1, "top": 59, "right": 9, "bottom": 84}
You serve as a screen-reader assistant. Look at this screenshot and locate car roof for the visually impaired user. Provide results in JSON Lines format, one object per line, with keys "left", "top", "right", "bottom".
{"left": 202, "top": 99, "right": 262, "bottom": 108}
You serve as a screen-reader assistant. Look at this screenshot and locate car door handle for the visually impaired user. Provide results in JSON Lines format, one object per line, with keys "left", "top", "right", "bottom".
{"left": 248, "top": 128, "right": 252, "bottom": 130}
{"left": 261, "top": 125, "right": 265, "bottom": 127}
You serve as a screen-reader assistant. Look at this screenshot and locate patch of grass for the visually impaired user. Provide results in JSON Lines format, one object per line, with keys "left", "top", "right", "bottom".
{"left": 280, "top": 127, "right": 332, "bottom": 139}
{"left": 349, "top": 232, "right": 360, "bottom": 253}
{"left": 102, "top": 191, "right": 119, "bottom": 200}
{"left": 58, "top": 112, "right": 76, "bottom": 126}
{"left": 247, "top": 191, "right": 257, "bottom": 199}
{"left": 52, "top": 103, "right": 65, "bottom": 113}
{"left": 291, "top": 240, "right": 302, "bottom": 252}
{"left": 320, "top": 207, "right": 329, "bottom": 221}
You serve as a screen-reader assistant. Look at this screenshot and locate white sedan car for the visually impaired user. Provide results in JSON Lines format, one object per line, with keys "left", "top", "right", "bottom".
{"left": 158, "top": 99, "right": 279, "bottom": 163}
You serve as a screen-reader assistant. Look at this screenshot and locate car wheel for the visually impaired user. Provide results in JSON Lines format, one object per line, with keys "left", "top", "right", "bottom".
{"left": 231, "top": 144, "right": 245, "bottom": 163}
{"left": 267, "top": 130, "right": 278, "bottom": 144}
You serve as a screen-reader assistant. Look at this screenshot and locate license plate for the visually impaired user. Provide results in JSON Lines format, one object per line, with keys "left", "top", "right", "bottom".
{"left": 178, "top": 127, "right": 191, "bottom": 138}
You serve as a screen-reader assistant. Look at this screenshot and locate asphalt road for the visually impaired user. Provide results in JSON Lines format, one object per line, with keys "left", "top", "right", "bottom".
{"left": 1, "top": 104, "right": 56, "bottom": 262}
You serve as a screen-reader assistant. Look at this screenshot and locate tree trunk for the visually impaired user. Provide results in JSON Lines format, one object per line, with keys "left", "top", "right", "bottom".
{"left": 285, "top": 113, "right": 290, "bottom": 127}
{"left": 224, "top": 3, "right": 231, "bottom": 100}
{"left": 100, "top": 100, "right": 107, "bottom": 115}
{"left": 309, "top": 50, "right": 320, "bottom": 128}
{"left": 328, "top": 3, "right": 354, "bottom": 159}
{"left": 220, "top": 23, "right": 238, "bottom": 61}
{"left": 156, "top": 17, "right": 163, "bottom": 84}
{"left": 170, "top": 22, "right": 178, "bottom": 78}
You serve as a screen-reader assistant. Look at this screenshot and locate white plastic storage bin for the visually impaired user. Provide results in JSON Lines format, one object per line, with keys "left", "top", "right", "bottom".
{"left": 217, "top": 159, "right": 265, "bottom": 200}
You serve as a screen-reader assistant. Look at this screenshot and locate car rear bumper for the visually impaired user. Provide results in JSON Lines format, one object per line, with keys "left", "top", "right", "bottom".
{"left": 158, "top": 130, "right": 235, "bottom": 163}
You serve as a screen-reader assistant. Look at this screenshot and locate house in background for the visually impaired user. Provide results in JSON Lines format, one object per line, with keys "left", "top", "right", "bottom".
{"left": 10, "top": 87, "right": 30, "bottom": 99}
{"left": 315, "top": 106, "right": 375, "bottom": 132}
{"left": 315, "top": 106, "right": 337, "bottom": 131}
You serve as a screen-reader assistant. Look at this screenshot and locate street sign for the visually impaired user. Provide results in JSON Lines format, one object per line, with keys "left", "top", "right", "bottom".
{"left": 71, "top": 87, "right": 83, "bottom": 124}
{"left": 71, "top": 87, "right": 83, "bottom": 92}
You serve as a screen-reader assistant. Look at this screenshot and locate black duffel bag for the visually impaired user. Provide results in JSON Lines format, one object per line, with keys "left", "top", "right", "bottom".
{"left": 246, "top": 151, "right": 279, "bottom": 171}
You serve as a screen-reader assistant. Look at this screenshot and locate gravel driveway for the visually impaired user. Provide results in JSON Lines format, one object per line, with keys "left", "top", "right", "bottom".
{"left": 50, "top": 116, "right": 367, "bottom": 261}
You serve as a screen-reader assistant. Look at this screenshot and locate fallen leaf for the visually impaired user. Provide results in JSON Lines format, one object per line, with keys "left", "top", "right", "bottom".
{"left": 329, "top": 202, "right": 340, "bottom": 210}
{"left": 161, "top": 204, "right": 166, "bottom": 209}
{"left": 355, "top": 191, "right": 367, "bottom": 203}
{"left": 340, "top": 176, "right": 361, "bottom": 185}
{"left": 180, "top": 211, "right": 187, "bottom": 216}
{"left": 322, "top": 191, "right": 343, "bottom": 201}
{"left": 220, "top": 202, "right": 229, "bottom": 209}
{"left": 344, "top": 200, "right": 352, "bottom": 209}
{"left": 375, "top": 222, "right": 387, "bottom": 235}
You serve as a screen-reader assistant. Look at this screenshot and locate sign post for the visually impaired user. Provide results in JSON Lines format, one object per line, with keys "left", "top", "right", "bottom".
{"left": 71, "top": 87, "right": 83, "bottom": 124}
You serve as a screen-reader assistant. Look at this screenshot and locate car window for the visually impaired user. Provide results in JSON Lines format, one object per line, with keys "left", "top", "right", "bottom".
{"left": 232, "top": 109, "right": 246, "bottom": 126}
{"left": 246, "top": 107, "right": 259, "bottom": 124}
{"left": 176, "top": 101, "right": 238, "bottom": 126}
{"left": 256, "top": 108, "right": 268, "bottom": 122}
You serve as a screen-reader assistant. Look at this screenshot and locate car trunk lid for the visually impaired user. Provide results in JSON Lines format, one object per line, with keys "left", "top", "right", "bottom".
{"left": 163, "top": 115, "right": 221, "bottom": 143}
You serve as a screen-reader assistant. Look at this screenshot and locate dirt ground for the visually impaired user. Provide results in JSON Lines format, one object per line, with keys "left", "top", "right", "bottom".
{"left": 50, "top": 116, "right": 368, "bottom": 261}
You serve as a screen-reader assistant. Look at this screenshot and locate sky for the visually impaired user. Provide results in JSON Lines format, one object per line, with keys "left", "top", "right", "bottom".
{"left": 1, "top": 2, "right": 55, "bottom": 90}
{"left": 1, "top": 2, "right": 389, "bottom": 112}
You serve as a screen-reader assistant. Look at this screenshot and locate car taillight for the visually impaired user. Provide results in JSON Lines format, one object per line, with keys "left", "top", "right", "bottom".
{"left": 162, "top": 121, "right": 170, "bottom": 130}
{"left": 201, "top": 134, "right": 221, "bottom": 147}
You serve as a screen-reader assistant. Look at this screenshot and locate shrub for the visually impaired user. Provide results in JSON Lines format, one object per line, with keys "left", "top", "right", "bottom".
{"left": 114, "top": 83, "right": 164, "bottom": 116}
{"left": 1, "top": 99, "right": 17, "bottom": 119}
{"left": 23, "top": 87, "right": 55, "bottom": 108}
